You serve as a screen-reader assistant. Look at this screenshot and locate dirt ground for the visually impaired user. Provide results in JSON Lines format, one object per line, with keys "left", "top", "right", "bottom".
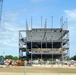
{"left": 0, "top": 73, "right": 76, "bottom": 75}
{"left": 0, "top": 66, "right": 76, "bottom": 75}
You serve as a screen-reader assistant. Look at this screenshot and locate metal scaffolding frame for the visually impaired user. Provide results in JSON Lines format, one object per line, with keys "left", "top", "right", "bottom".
{"left": 19, "top": 17, "right": 69, "bottom": 61}
{"left": 51, "top": 16, "right": 54, "bottom": 63}
{"left": 31, "top": 17, "right": 32, "bottom": 61}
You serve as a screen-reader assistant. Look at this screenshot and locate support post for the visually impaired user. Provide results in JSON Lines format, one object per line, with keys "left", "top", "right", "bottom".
{"left": 41, "top": 16, "right": 42, "bottom": 28}
{"left": 66, "top": 18, "right": 69, "bottom": 60}
{"left": 31, "top": 16, "right": 32, "bottom": 29}
{"left": 41, "top": 39, "right": 42, "bottom": 60}
{"left": 51, "top": 16, "right": 53, "bottom": 63}
{"left": 31, "top": 17, "right": 32, "bottom": 61}
{"left": 31, "top": 32, "right": 32, "bottom": 61}
{"left": 61, "top": 16, "right": 64, "bottom": 61}
{"left": 41, "top": 33, "right": 42, "bottom": 60}
{"left": 19, "top": 31, "right": 20, "bottom": 59}
{"left": 46, "top": 37, "right": 47, "bottom": 52}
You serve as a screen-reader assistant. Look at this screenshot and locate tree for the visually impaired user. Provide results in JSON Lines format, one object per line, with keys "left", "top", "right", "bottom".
{"left": 13, "top": 56, "right": 18, "bottom": 60}
{"left": 0, "top": 55, "right": 4, "bottom": 58}
{"left": 70, "top": 55, "right": 76, "bottom": 60}
{"left": 5, "top": 55, "right": 13, "bottom": 59}
{"left": 0, "top": 55, "right": 19, "bottom": 60}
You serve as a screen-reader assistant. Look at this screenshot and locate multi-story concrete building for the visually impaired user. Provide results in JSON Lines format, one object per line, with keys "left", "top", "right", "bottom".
{"left": 19, "top": 18, "right": 69, "bottom": 61}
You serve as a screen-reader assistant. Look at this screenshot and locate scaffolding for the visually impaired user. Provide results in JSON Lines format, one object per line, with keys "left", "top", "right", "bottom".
{"left": 19, "top": 17, "right": 69, "bottom": 61}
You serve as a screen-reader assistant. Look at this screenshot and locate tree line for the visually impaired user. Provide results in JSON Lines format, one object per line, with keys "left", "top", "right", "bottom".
{"left": 70, "top": 55, "right": 76, "bottom": 60}
{"left": 0, "top": 55, "right": 19, "bottom": 60}
{"left": 0, "top": 55, "right": 76, "bottom": 60}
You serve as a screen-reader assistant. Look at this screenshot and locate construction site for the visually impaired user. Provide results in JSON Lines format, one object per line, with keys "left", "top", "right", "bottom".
{"left": 0, "top": 0, "right": 76, "bottom": 75}
{"left": 19, "top": 17, "right": 69, "bottom": 61}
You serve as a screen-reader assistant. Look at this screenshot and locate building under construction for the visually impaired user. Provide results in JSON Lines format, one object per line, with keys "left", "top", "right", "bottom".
{"left": 19, "top": 17, "right": 69, "bottom": 61}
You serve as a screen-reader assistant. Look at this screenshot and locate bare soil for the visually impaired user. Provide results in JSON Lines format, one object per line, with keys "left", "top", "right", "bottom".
{"left": 0, "top": 66, "right": 76, "bottom": 73}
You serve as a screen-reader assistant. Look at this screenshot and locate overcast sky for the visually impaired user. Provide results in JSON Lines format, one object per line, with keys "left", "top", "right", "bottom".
{"left": 0, "top": 0, "right": 76, "bottom": 57}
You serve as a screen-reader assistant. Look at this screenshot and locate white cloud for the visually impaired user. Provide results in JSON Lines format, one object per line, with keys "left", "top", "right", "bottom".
{"left": 0, "top": 37, "right": 18, "bottom": 46}
{"left": 64, "top": 9, "right": 76, "bottom": 40}
{"left": 64, "top": 9, "right": 76, "bottom": 56}
{"left": 2, "top": 11, "right": 19, "bottom": 21}
{"left": 0, "top": 10, "right": 23, "bottom": 49}
{"left": 64, "top": 9, "right": 76, "bottom": 21}
{"left": 3, "top": 22, "right": 17, "bottom": 31}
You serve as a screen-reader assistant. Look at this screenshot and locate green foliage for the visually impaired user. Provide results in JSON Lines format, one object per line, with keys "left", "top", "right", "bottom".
{"left": 70, "top": 55, "right": 76, "bottom": 60}
{"left": 13, "top": 56, "right": 18, "bottom": 60}
{"left": 0, "top": 55, "right": 4, "bottom": 58}
{"left": 5, "top": 55, "right": 13, "bottom": 59}
{"left": 0, "top": 55, "right": 19, "bottom": 60}
{"left": 47, "top": 58, "right": 52, "bottom": 61}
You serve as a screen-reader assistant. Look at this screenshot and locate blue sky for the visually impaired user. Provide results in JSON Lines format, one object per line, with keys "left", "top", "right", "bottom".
{"left": 0, "top": 0, "right": 76, "bottom": 57}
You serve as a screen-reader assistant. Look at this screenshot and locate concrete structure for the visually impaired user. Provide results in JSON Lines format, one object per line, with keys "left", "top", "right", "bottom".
{"left": 19, "top": 17, "right": 69, "bottom": 61}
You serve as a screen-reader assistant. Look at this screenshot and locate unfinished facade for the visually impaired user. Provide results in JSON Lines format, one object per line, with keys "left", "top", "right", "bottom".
{"left": 19, "top": 17, "right": 69, "bottom": 61}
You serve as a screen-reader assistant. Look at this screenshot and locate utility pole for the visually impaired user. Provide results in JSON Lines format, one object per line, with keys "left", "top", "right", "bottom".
{"left": 0, "top": 0, "right": 3, "bottom": 27}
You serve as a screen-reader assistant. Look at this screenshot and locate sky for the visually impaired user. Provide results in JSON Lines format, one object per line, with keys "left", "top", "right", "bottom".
{"left": 0, "top": 0, "right": 76, "bottom": 57}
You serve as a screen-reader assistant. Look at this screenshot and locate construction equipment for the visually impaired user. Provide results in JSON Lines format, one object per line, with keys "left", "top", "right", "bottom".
{"left": 16, "top": 60, "right": 24, "bottom": 66}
